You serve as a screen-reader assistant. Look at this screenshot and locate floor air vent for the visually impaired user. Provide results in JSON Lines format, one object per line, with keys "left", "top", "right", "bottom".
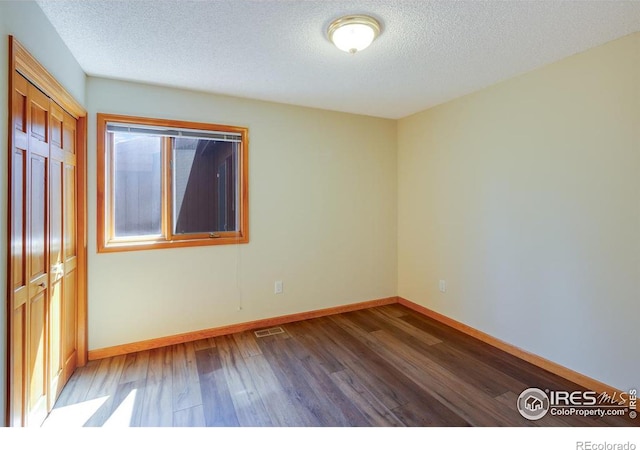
{"left": 254, "top": 327, "right": 285, "bottom": 338}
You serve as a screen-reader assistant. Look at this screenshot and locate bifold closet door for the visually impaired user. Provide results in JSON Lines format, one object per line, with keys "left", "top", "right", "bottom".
{"left": 48, "top": 102, "right": 79, "bottom": 407}
{"left": 10, "top": 71, "right": 79, "bottom": 426}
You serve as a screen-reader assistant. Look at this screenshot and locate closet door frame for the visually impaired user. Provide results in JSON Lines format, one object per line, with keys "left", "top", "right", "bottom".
{"left": 6, "top": 36, "right": 88, "bottom": 426}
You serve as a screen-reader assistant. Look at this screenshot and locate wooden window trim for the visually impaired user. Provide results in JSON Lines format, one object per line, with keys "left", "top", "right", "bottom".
{"left": 97, "top": 113, "right": 249, "bottom": 253}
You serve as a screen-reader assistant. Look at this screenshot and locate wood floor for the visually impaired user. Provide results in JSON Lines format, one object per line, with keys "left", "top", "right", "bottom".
{"left": 43, "top": 304, "right": 635, "bottom": 427}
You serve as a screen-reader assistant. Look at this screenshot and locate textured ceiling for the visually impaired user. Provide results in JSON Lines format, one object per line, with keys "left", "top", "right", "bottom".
{"left": 36, "top": 0, "right": 640, "bottom": 119}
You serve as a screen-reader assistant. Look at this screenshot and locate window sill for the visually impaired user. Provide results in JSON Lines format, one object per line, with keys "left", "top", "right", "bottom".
{"left": 97, "top": 234, "right": 249, "bottom": 253}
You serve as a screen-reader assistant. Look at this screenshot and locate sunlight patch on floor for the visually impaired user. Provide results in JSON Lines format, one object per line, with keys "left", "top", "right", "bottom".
{"left": 41, "top": 396, "right": 109, "bottom": 427}
{"left": 103, "top": 390, "right": 138, "bottom": 427}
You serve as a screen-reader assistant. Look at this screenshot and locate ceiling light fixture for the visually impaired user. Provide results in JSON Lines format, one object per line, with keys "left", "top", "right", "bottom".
{"left": 327, "top": 15, "right": 381, "bottom": 54}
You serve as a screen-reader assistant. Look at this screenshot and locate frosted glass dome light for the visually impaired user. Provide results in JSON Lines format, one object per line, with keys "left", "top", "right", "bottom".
{"left": 328, "top": 15, "right": 381, "bottom": 54}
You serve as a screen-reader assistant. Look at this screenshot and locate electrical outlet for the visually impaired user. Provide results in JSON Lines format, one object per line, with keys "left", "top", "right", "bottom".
{"left": 439, "top": 280, "right": 446, "bottom": 293}
{"left": 275, "top": 280, "right": 283, "bottom": 294}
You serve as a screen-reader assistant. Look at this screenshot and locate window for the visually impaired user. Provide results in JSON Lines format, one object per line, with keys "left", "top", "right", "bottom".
{"left": 97, "top": 113, "right": 248, "bottom": 252}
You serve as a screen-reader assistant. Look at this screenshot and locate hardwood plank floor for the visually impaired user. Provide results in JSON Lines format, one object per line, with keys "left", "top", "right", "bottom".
{"left": 43, "top": 304, "right": 636, "bottom": 427}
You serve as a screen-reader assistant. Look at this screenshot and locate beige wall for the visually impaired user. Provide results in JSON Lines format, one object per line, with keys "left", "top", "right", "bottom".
{"left": 87, "top": 77, "right": 398, "bottom": 350}
{"left": 398, "top": 33, "right": 639, "bottom": 390}
{"left": 0, "top": 0, "right": 87, "bottom": 426}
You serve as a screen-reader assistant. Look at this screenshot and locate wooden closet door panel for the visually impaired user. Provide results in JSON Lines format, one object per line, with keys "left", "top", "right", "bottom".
{"left": 63, "top": 269, "right": 78, "bottom": 370}
{"left": 28, "top": 87, "right": 49, "bottom": 158}
{"left": 10, "top": 72, "right": 29, "bottom": 427}
{"left": 12, "top": 74, "right": 28, "bottom": 301}
{"left": 12, "top": 150, "right": 27, "bottom": 299}
{"left": 64, "top": 163, "right": 76, "bottom": 262}
{"left": 26, "top": 84, "right": 50, "bottom": 427}
{"left": 10, "top": 140, "right": 27, "bottom": 426}
{"left": 28, "top": 290, "right": 47, "bottom": 426}
{"left": 48, "top": 103, "right": 65, "bottom": 403}
{"left": 27, "top": 151, "right": 49, "bottom": 427}
{"left": 29, "top": 154, "right": 47, "bottom": 282}
{"left": 48, "top": 241, "right": 63, "bottom": 404}
{"left": 27, "top": 85, "right": 49, "bottom": 283}
{"left": 61, "top": 109, "right": 78, "bottom": 383}
{"left": 11, "top": 304, "right": 26, "bottom": 427}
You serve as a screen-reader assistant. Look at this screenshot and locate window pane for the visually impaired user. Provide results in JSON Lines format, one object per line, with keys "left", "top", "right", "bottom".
{"left": 112, "top": 133, "right": 162, "bottom": 237}
{"left": 98, "top": 113, "right": 248, "bottom": 252}
{"left": 173, "top": 138, "right": 238, "bottom": 234}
